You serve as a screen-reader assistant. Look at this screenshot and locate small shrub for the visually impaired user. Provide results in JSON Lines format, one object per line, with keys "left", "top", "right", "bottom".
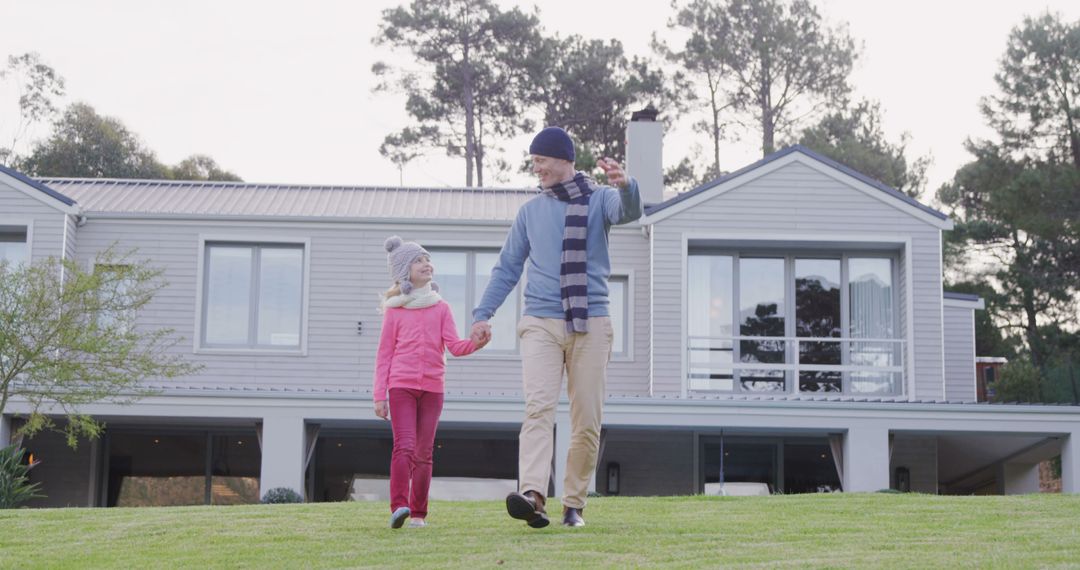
{"left": 260, "top": 487, "right": 303, "bottom": 504}
{"left": 993, "top": 360, "right": 1042, "bottom": 402}
{"left": 0, "top": 445, "right": 43, "bottom": 509}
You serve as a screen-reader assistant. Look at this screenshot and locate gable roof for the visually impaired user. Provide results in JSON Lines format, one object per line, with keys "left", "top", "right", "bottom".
{"left": 0, "top": 164, "right": 78, "bottom": 210}
{"left": 39, "top": 178, "right": 535, "bottom": 223}
{"left": 644, "top": 145, "right": 952, "bottom": 228}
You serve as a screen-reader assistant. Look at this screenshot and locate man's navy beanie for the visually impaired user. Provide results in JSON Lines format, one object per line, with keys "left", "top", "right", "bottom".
{"left": 529, "top": 127, "right": 575, "bottom": 163}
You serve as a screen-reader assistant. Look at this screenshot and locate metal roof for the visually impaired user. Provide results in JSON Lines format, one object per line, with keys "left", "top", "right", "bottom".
{"left": 36, "top": 145, "right": 949, "bottom": 223}
{"left": 644, "top": 144, "right": 950, "bottom": 221}
{"left": 0, "top": 164, "right": 77, "bottom": 206}
{"left": 38, "top": 177, "right": 536, "bottom": 222}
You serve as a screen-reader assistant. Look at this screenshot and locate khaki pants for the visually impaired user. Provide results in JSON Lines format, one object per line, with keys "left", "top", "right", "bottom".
{"left": 516, "top": 315, "right": 613, "bottom": 509}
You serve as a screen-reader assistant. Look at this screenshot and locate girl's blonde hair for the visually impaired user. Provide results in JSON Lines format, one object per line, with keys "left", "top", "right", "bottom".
{"left": 377, "top": 282, "right": 402, "bottom": 313}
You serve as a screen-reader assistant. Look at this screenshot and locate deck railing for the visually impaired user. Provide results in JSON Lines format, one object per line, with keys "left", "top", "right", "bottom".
{"left": 687, "top": 335, "right": 905, "bottom": 395}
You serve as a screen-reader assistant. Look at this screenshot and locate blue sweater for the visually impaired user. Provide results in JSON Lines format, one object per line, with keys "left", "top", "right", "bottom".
{"left": 473, "top": 178, "right": 643, "bottom": 323}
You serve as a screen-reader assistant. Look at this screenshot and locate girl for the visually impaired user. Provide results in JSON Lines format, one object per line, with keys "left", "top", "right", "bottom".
{"left": 374, "top": 236, "right": 485, "bottom": 529}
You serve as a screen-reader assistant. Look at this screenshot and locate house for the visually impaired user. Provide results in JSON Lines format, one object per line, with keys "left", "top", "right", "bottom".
{"left": 2, "top": 116, "right": 1078, "bottom": 507}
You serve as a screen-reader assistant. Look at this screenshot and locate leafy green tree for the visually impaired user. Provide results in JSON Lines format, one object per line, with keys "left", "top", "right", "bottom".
{"left": 1, "top": 249, "right": 199, "bottom": 447}
{"left": 21, "top": 103, "right": 169, "bottom": 179}
{"left": 794, "top": 100, "right": 930, "bottom": 199}
{"left": 539, "top": 36, "right": 668, "bottom": 162}
{"left": 941, "top": 14, "right": 1080, "bottom": 385}
{"left": 939, "top": 147, "right": 1077, "bottom": 375}
{"left": 170, "top": 154, "right": 242, "bottom": 182}
{"left": 21, "top": 103, "right": 241, "bottom": 181}
{"left": 992, "top": 360, "right": 1042, "bottom": 403}
{"left": 663, "top": 155, "right": 709, "bottom": 194}
{"left": 1041, "top": 327, "right": 1080, "bottom": 404}
{"left": 372, "top": 0, "right": 545, "bottom": 187}
{"left": 655, "top": 0, "right": 735, "bottom": 176}
{"left": 0, "top": 52, "right": 66, "bottom": 165}
{"left": 981, "top": 12, "right": 1080, "bottom": 169}
{"left": 662, "top": 0, "right": 857, "bottom": 158}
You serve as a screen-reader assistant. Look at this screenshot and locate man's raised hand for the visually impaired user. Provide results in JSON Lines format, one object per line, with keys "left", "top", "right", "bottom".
{"left": 598, "top": 157, "right": 628, "bottom": 189}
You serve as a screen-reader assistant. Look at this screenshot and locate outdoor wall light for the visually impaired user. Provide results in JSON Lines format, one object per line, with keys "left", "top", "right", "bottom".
{"left": 606, "top": 462, "right": 620, "bottom": 495}
{"left": 894, "top": 466, "right": 910, "bottom": 492}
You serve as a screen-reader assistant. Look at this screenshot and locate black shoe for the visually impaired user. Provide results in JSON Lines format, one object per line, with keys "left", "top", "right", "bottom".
{"left": 506, "top": 490, "right": 550, "bottom": 528}
{"left": 562, "top": 507, "right": 585, "bottom": 527}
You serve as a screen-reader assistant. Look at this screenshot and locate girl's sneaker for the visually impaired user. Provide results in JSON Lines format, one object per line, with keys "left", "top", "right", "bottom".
{"left": 390, "top": 507, "right": 411, "bottom": 529}
{"left": 407, "top": 518, "right": 426, "bottom": 528}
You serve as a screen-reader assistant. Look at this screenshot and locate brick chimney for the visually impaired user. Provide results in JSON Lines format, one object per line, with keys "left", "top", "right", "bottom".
{"left": 625, "top": 105, "right": 664, "bottom": 206}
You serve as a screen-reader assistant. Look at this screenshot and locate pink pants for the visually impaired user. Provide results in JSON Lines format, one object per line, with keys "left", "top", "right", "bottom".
{"left": 388, "top": 387, "right": 444, "bottom": 519}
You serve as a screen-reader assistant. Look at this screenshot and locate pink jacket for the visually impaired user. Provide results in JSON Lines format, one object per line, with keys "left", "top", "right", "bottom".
{"left": 373, "top": 301, "right": 478, "bottom": 401}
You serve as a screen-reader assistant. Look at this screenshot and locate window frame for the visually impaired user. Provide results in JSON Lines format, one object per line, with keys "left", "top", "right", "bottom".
{"left": 194, "top": 235, "right": 311, "bottom": 356}
{"left": 687, "top": 249, "right": 901, "bottom": 396}
{"left": 608, "top": 272, "right": 634, "bottom": 361}
{"left": 0, "top": 219, "right": 33, "bottom": 268}
{"left": 426, "top": 246, "right": 523, "bottom": 358}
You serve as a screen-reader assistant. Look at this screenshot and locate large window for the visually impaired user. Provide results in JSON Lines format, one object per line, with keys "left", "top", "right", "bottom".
{"left": 201, "top": 242, "right": 305, "bottom": 350}
{"left": 688, "top": 252, "right": 901, "bottom": 395}
{"left": 433, "top": 249, "right": 629, "bottom": 356}
{"left": 433, "top": 249, "right": 521, "bottom": 353}
{"left": 0, "top": 225, "right": 28, "bottom": 268}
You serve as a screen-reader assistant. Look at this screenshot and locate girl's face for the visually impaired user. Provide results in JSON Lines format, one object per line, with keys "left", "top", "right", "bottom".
{"left": 409, "top": 254, "right": 433, "bottom": 287}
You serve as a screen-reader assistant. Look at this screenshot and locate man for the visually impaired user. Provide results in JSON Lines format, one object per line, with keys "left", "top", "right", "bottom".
{"left": 470, "top": 126, "right": 642, "bottom": 528}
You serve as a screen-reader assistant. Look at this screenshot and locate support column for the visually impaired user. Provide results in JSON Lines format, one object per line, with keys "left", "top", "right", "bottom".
{"left": 843, "top": 427, "right": 890, "bottom": 492}
{"left": 0, "top": 414, "right": 11, "bottom": 448}
{"left": 1063, "top": 431, "right": 1080, "bottom": 494}
{"left": 1000, "top": 462, "right": 1040, "bottom": 495}
{"left": 553, "top": 411, "right": 571, "bottom": 501}
{"left": 259, "top": 415, "right": 306, "bottom": 500}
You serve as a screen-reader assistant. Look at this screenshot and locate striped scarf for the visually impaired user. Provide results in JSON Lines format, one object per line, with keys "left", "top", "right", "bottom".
{"left": 541, "top": 172, "right": 597, "bottom": 333}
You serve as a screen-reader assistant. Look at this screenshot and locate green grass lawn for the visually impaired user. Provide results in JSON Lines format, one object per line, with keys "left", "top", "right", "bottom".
{"left": 2, "top": 494, "right": 1079, "bottom": 569}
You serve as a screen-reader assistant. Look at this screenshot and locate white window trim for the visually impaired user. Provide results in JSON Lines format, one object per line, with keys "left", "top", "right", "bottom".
{"left": 609, "top": 268, "right": 635, "bottom": 362}
{"left": 426, "top": 244, "right": 523, "bottom": 360}
{"left": 193, "top": 234, "right": 311, "bottom": 356}
{"left": 679, "top": 231, "right": 914, "bottom": 399}
{"left": 0, "top": 217, "right": 34, "bottom": 265}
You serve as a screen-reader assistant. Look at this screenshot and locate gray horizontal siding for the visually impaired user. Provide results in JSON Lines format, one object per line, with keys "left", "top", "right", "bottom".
{"left": 73, "top": 218, "right": 650, "bottom": 398}
{"left": 890, "top": 434, "right": 938, "bottom": 493}
{"left": 64, "top": 214, "right": 77, "bottom": 261}
{"left": 943, "top": 305, "right": 976, "bottom": 402}
{"left": 0, "top": 178, "right": 67, "bottom": 263}
{"left": 608, "top": 229, "right": 651, "bottom": 397}
{"left": 650, "top": 161, "right": 945, "bottom": 399}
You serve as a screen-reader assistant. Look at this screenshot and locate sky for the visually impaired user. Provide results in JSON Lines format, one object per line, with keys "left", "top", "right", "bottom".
{"left": 2, "top": 0, "right": 1078, "bottom": 201}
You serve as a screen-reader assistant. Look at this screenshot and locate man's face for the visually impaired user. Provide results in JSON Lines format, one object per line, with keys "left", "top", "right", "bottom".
{"left": 531, "top": 155, "right": 575, "bottom": 188}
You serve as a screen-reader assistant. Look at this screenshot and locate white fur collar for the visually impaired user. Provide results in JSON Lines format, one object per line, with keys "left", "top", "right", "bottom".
{"left": 382, "top": 283, "right": 443, "bottom": 310}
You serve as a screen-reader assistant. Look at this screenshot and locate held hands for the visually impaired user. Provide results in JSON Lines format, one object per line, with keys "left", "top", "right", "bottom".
{"left": 375, "top": 400, "right": 389, "bottom": 420}
{"left": 471, "top": 320, "right": 492, "bottom": 348}
{"left": 598, "top": 157, "right": 628, "bottom": 189}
